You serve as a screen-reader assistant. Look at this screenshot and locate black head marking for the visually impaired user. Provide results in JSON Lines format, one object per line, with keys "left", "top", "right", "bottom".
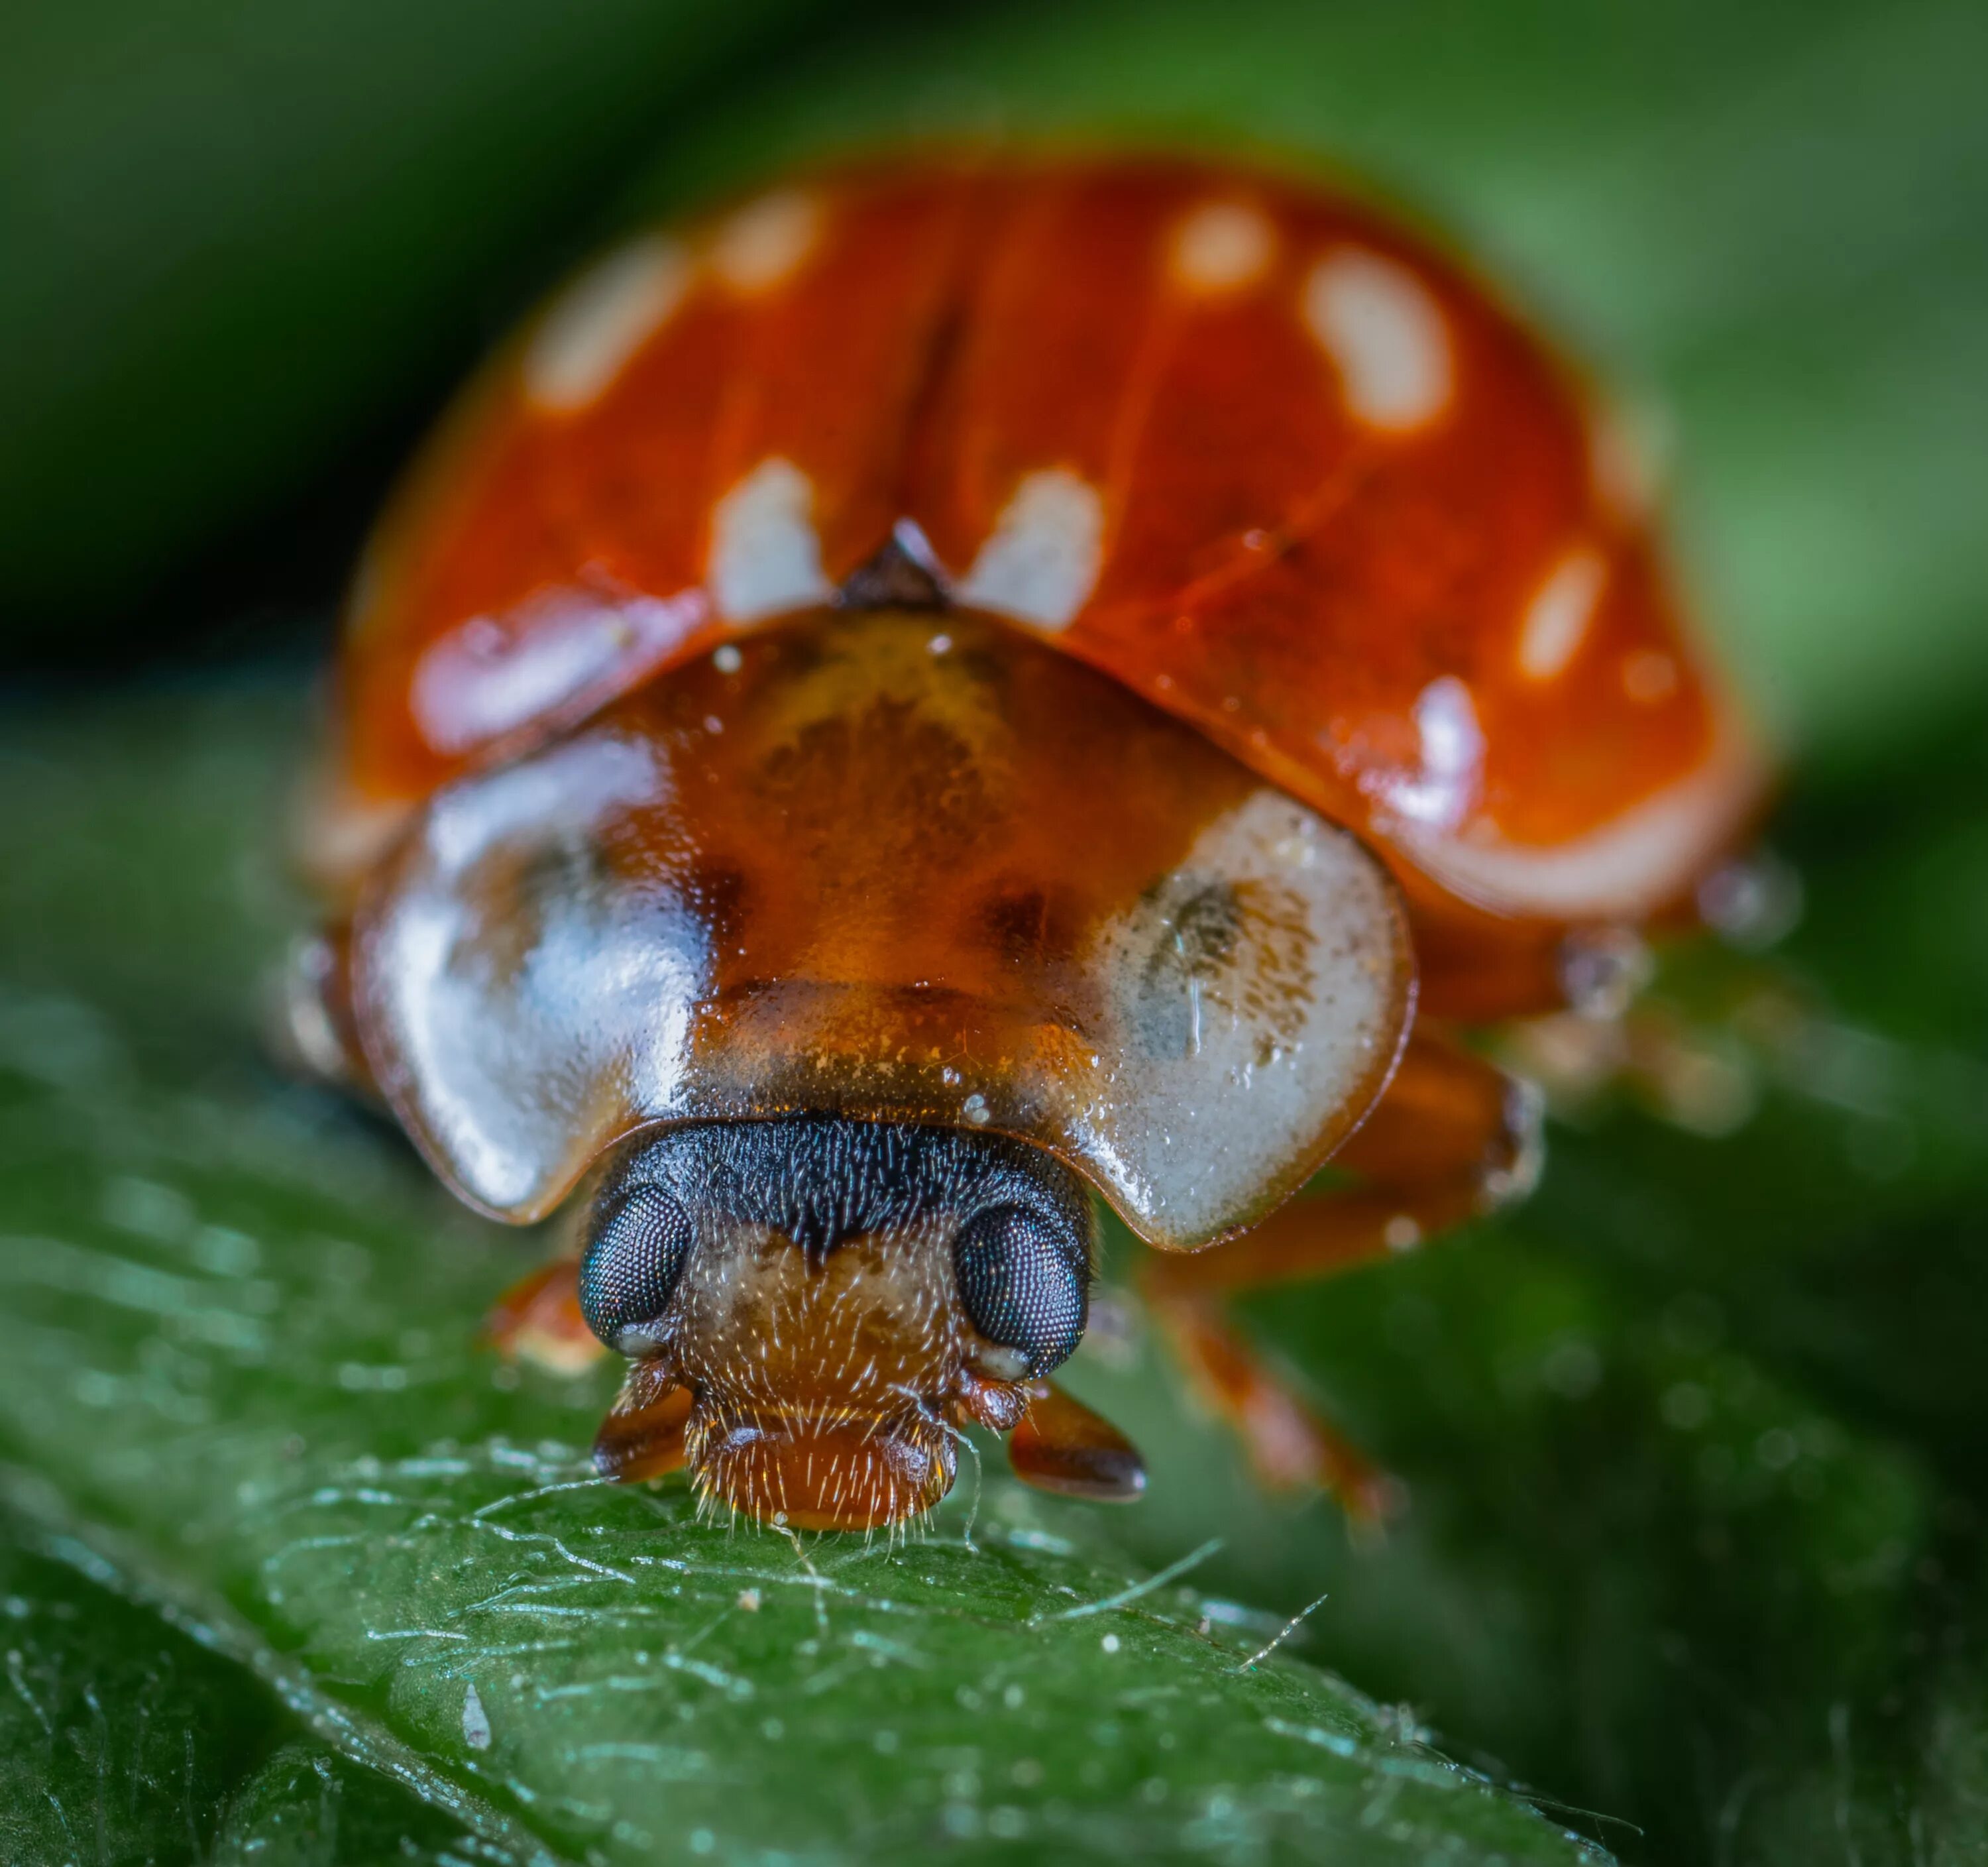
{"left": 575, "top": 1115, "right": 1093, "bottom": 1351}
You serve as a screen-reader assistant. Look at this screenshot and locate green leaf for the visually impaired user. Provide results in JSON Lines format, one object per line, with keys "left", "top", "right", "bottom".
{"left": 0, "top": 689, "right": 1606, "bottom": 1864}
{"left": 0, "top": 1508, "right": 482, "bottom": 1865}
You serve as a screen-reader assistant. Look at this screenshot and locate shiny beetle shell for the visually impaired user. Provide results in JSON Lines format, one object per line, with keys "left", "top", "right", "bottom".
{"left": 321, "top": 156, "right": 1761, "bottom": 934}
{"left": 302, "top": 152, "right": 1766, "bottom": 1528}
{"left": 355, "top": 608, "right": 1413, "bottom": 1246}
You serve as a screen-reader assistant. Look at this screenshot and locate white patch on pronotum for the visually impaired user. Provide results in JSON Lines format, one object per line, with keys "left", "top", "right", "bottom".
{"left": 1380, "top": 675, "right": 1484, "bottom": 830}
{"left": 958, "top": 469, "right": 1105, "bottom": 631}
{"left": 1517, "top": 545, "right": 1608, "bottom": 682}
{"left": 462, "top": 1681, "right": 492, "bottom": 1751}
{"left": 1079, "top": 788, "right": 1409, "bottom": 1247}
{"left": 1302, "top": 246, "right": 1453, "bottom": 431}
{"left": 367, "top": 732, "right": 677, "bottom": 1216}
{"left": 707, "top": 457, "right": 834, "bottom": 622}
{"left": 523, "top": 236, "right": 692, "bottom": 412}
{"left": 1168, "top": 201, "right": 1276, "bottom": 294}
{"left": 710, "top": 190, "right": 822, "bottom": 293}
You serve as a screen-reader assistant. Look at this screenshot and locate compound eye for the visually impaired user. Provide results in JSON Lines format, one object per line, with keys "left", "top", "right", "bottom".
{"left": 578, "top": 1184, "right": 695, "bottom": 1353}
{"left": 952, "top": 1205, "right": 1087, "bottom": 1378}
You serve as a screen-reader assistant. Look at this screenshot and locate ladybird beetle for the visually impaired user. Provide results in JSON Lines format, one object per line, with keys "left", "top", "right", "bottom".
{"left": 291, "top": 154, "right": 1765, "bottom": 1531}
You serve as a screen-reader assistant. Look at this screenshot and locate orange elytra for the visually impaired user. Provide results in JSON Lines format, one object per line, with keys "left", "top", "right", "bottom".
{"left": 291, "top": 152, "right": 1765, "bottom": 1532}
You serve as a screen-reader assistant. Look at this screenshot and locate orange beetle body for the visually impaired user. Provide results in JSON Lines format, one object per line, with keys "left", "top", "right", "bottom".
{"left": 298, "top": 154, "right": 1763, "bottom": 1530}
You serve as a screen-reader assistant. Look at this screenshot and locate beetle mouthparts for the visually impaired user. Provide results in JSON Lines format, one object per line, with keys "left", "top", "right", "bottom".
{"left": 689, "top": 1406, "right": 958, "bottom": 1531}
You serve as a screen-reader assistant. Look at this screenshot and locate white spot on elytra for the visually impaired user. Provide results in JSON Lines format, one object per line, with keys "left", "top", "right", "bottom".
{"left": 1518, "top": 545, "right": 1608, "bottom": 681}
{"left": 1168, "top": 201, "right": 1276, "bottom": 294}
{"left": 1623, "top": 649, "right": 1679, "bottom": 704}
{"left": 710, "top": 190, "right": 821, "bottom": 293}
{"left": 1302, "top": 247, "right": 1453, "bottom": 431}
{"left": 707, "top": 457, "right": 834, "bottom": 622}
{"left": 1380, "top": 676, "right": 1484, "bottom": 830}
{"left": 462, "top": 1681, "right": 492, "bottom": 1751}
{"left": 1396, "top": 708, "right": 1763, "bottom": 921}
{"left": 958, "top": 469, "right": 1104, "bottom": 631}
{"left": 523, "top": 235, "right": 691, "bottom": 412}
{"left": 412, "top": 587, "right": 706, "bottom": 755}
{"left": 712, "top": 643, "right": 743, "bottom": 674}
{"left": 1588, "top": 394, "right": 1673, "bottom": 523}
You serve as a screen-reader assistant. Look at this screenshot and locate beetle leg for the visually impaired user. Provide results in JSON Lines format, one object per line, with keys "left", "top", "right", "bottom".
{"left": 1502, "top": 993, "right": 1775, "bottom": 1140}
{"left": 1140, "top": 1028, "right": 1540, "bottom": 1518}
{"left": 1329, "top": 1022, "right": 1545, "bottom": 1206}
{"left": 1007, "top": 1381, "right": 1147, "bottom": 1502}
{"left": 484, "top": 1256, "right": 606, "bottom": 1373}
{"left": 1142, "top": 1294, "right": 1397, "bottom": 1518}
{"left": 594, "top": 1365, "right": 693, "bottom": 1483}
{"left": 271, "top": 925, "right": 377, "bottom": 1095}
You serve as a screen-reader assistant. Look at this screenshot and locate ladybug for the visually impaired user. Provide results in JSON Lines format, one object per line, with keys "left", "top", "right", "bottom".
{"left": 291, "top": 154, "right": 1765, "bottom": 1532}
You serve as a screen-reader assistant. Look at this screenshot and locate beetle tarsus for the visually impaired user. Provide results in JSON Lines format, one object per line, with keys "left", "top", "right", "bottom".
{"left": 484, "top": 1256, "right": 606, "bottom": 1374}
{"left": 595, "top": 1369, "right": 694, "bottom": 1483}
{"left": 1006, "top": 1382, "right": 1146, "bottom": 1502}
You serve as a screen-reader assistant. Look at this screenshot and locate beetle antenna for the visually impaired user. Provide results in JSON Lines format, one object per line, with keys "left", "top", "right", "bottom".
{"left": 951, "top": 1429, "right": 984, "bottom": 1553}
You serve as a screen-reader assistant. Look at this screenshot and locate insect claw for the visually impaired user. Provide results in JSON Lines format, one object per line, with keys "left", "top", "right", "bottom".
{"left": 1007, "top": 1383, "right": 1146, "bottom": 1502}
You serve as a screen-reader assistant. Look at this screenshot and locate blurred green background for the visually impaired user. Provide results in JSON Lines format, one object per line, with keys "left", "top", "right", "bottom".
{"left": 3, "top": 1, "right": 1987, "bottom": 1862}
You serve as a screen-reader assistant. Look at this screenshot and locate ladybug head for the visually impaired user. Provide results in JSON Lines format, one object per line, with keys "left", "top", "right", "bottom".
{"left": 576, "top": 1115, "right": 1142, "bottom": 1530}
